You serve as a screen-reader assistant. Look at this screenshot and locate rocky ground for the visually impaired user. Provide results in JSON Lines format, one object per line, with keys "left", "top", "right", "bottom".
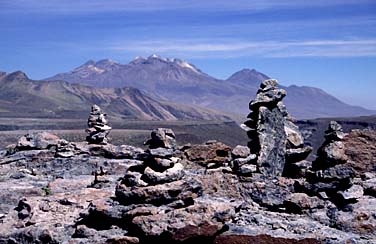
{"left": 0, "top": 80, "right": 375, "bottom": 244}
{"left": 0, "top": 126, "right": 374, "bottom": 243}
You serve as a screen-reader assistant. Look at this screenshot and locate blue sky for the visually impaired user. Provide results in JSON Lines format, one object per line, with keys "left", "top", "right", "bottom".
{"left": 0, "top": 0, "right": 375, "bottom": 109}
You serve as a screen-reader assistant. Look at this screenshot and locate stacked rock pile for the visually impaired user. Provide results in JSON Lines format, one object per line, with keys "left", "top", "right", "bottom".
{"left": 144, "top": 128, "right": 177, "bottom": 149}
{"left": 306, "top": 121, "right": 363, "bottom": 206}
{"left": 106, "top": 129, "right": 234, "bottom": 241}
{"left": 116, "top": 128, "right": 199, "bottom": 206}
{"left": 86, "top": 105, "right": 111, "bottom": 144}
{"left": 239, "top": 79, "right": 311, "bottom": 177}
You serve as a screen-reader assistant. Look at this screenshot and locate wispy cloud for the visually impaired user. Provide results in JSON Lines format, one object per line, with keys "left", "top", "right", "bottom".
{"left": 1, "top": 0, "right": 373, "bottom": 14}
{"left": 109, "top": 39, "right": 376, "bottom": 58}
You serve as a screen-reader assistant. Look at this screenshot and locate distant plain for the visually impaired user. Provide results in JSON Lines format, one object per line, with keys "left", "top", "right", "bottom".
{"left": 0, "top": 118, "right": 248, "bottom": 149}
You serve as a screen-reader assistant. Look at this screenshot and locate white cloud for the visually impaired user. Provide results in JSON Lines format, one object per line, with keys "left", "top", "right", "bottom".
{"left": 1, "top": 0, "right": 373, "bottom": 14}
{"left": 109, "top": 38, "right": 376, "bottom": 58}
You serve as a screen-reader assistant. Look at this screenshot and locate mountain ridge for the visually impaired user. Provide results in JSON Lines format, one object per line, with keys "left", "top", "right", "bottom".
{"left": 45, "top": 55, "right": 375, "bottom": 119}
{"left": 0, "top": 71, "right": 231, "bottom": 121}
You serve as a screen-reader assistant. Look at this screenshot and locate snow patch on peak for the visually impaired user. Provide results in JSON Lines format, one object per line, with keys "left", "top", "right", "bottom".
{"left": 72, "top": 63, "right": 106, "bottom": 77}
{"left": 174, "top": 59, "right": 200, "bottom": 73}
{"left": 148, "top": 54, "right": 169, "bottom": 62}
{"left": 133, "top": 54, "right": 201, "bottom": 73}
{"left": 148, "top": 54, "right": 168, "bottom": 62}
{"left": 88, "top": 65, "right": 105, "bottom": 74}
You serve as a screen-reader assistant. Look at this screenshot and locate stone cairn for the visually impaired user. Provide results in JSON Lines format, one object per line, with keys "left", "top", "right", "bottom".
{"left": 116, "top": 127, "right": 201, "bottom": 207}
{"left": 236, "top": 79, "right": 312, "bottom": 177}
{"left": 118, "top": 128, "right": 184, "bottom": 193}
{"left": 109, "top": 129, "right": 235, "bottom": 241}
{"left": 144, "top": 128, "right": 177, "bottom": 149}
{"left": 306, "top": 121, "right": 363, "bottom": 206}
{"left": 86, "top": 105, "right": 111, "bottom": 144}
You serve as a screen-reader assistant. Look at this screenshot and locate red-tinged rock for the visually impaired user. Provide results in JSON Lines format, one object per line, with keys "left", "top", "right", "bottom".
{"left": 115, "top": 178, "right": 203, "bottom": 206}
{"left": 183, "top": 140, "right": 231, "bottom": 168}
{"left": 214, "top": 234, "right": 323, "bottom": 244}
{"left": 106, "top": 236, "right": 139, "bottom": 244}
{"left": 131, "top": 201, "right": 234, "bottom": 242}
{"left": 343, "top": 129, "right": 376, "bottom": 177}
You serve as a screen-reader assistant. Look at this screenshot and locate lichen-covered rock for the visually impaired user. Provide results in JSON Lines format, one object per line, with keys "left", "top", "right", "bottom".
{"left": 241, "top": 175, "right": 296, "bottom": 210}
{"left": 241, "top": 79, "right": 311, "bottom": 178}
{"left": 256, "top": 106, "right": 287, "bottom": 176}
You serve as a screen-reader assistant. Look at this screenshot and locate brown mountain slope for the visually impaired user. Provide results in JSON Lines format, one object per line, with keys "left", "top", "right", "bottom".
{"left": 46, "top": 56, "right": 376, "bottom": 119}
{"left": 0, "top": 71, "right": 230, "bottom": 121}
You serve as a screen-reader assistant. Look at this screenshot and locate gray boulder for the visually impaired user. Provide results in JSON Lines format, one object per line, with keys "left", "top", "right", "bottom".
{"left": 16, "top": 132, "right": 62, "bottom": 150}
{"left": 144, "top": 128, "right": 177, "bottom": 149}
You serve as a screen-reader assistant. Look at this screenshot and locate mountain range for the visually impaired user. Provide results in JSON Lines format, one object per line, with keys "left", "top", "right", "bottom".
{"left": 0, "top": 71, "right": 230, "bottom": 121}
{"left": 46, "top": 55, "right": 375, "bottom": 119}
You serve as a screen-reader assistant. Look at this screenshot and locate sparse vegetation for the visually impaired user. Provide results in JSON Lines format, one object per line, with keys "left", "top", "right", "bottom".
{"left": 42, "top": 187, "right": 52, "bottom": 196}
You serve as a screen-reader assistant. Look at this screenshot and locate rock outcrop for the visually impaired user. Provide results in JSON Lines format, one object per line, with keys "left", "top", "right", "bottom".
{"left": 86, "top": 104, "right": 111, "bottom": 144}
{"left": 15, "top": 132, "right": 63, "bottom": 151}
{"left": 240, "top": 79, "right": 312, "bottom": 177}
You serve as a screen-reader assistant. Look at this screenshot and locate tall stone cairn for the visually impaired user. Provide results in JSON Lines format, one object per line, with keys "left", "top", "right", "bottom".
{"left": 86, "top": 105, "right": 111, "bottom": 144}
{"left": 241, "top": 79, "right": 312, "bottom": 177}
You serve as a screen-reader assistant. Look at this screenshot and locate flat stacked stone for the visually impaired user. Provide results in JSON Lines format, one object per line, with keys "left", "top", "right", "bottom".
{"left": 240, "top": 79, "right": 312, "bottom": 177}
{"left": 85, "top": 105, "right": 111, "bottom": 144}
{"left": 307, "top": 121, "right": 362, "bottom": 206}
{"left": 283, "top": 118, "right": 313, "bottom": 178}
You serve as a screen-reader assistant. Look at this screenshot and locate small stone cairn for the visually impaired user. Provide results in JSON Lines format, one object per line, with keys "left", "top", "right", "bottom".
{"left": 116, "top": 128, "right": 200, "bottom": 206}
{"left": 144, "top": 128, "right": 177, "bottom": 149}
{"left": 306, "top": 121, "right": 363, "bottom": 206}
{"left": 86, "top": 105, "right": 111, "bottom": 144}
